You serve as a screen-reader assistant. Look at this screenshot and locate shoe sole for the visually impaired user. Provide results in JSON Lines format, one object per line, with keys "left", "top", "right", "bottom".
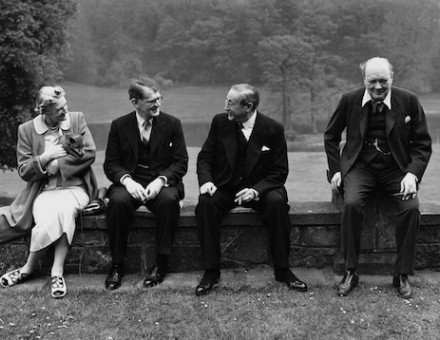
{"left": 195, "top": 282, "right": 219, "bottom": 296}
{"left": 337, "top": 281, "right": 358, "bottom": 297}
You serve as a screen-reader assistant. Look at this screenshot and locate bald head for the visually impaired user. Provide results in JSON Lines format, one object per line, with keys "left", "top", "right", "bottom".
{"left": 360, "top": 57, "right": 394, "bottom": 103}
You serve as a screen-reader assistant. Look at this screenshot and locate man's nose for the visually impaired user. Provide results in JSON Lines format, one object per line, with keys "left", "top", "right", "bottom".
{"left": 374, "top": 81, "right": 382, "bottom": 89}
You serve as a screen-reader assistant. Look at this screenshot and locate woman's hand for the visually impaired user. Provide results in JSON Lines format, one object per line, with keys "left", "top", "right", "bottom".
{"left": 39, "top": 144, "right": 67, "bottom": 167}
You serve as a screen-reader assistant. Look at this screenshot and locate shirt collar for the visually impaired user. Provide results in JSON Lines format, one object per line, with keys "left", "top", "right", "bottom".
{"left": 362, "top": 89, "right": 392, "bottom": 110}
{"left": 242, "top": 110, "right": 257, "bottom": 130}
{"left": 34, "top": 112, "right": 71, "bottom": 135}
{"left": 136, "top": 111, "right": 156, "bottom": 128}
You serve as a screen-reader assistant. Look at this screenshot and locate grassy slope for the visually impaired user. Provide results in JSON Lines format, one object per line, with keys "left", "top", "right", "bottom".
{"left": 1, "top": 82, "right": 439, "bottom": 205}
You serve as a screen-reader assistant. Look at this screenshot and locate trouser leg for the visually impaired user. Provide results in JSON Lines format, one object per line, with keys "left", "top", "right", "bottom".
{"left": 106, "top": 185, "right": 141, "bottom": 264}
{"left": 342, "top": 164, "right": 375, "bottom": 270}
{"left": 252, "top": 188, "right": 290, "bottom": 268}
{"left": 146, "top": 187, "right": 181, "bottom": 256}
{"left": 195, "top": 189, "right": 234, "bottom": 269}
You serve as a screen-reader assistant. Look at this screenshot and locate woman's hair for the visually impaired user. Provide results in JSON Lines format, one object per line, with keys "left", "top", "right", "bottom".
{"left": 34, "top": 86, "right": 66, "bottom": 115}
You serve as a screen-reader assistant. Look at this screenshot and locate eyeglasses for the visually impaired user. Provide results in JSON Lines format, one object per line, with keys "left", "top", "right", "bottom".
{"left": 143, "top": 96, "right": 163, "bottom": 105}
{"left": 225, "top": 99, "right": 239, "bottom": 107}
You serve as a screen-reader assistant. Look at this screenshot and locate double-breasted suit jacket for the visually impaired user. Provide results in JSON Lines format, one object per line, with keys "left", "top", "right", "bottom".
{"left": 324, "top": 86, "right": 432, "bottom": 183}
{"left": 104, "top": 111, "right": 188, "bottom": 198}
{"left": 197, "top": 111, "right": 288, "bottom": 197}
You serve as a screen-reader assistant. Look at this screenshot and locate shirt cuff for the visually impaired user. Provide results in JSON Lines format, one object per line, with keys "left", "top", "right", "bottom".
{"left": 250, "top": 188, "right": 260, "bottom": 201}
{"left": 37, "top": 156, "right": 48, "bottom": 175}
{"left": 120, "top": 174, "right": 132, "bottom": 185}
{"left": 158, "top": 176, "right": 169, "bottom": 187}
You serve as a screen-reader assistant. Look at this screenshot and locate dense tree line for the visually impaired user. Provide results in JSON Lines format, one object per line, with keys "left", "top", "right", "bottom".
{"left": 0, "top": 0, "right": 76, "bottom": 168}
{"left": 64, "top": 0, "right": 440, "bottom": 132}
{"left": 65, "top": 0, "right": 440, "bottom": 90}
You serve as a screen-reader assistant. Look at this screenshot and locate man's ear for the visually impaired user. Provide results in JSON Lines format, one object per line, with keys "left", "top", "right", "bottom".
{"left": 246, "top": 102, "right": 254, "bottom": 111}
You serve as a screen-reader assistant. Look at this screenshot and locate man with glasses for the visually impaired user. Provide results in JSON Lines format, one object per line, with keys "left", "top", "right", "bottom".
{"left": 103, "top": 77, "right": 188, "bottom": 290}
{"left": 194, "top": 83, "right": 307, "bottom": 296}
{"left": 324, "top": 57, "right": 432, "bottom": 298}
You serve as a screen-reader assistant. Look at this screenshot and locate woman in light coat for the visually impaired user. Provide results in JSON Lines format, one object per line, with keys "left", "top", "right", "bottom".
{"left": 0, "top": 86, "right": 97, "bottom": 298}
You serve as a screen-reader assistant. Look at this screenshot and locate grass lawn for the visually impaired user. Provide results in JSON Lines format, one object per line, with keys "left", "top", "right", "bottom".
{"left": 1, "top": 144, "right": 439, "bottom": 206}
{"left": 1, "top": 283, "right": 440, "bottom": 339}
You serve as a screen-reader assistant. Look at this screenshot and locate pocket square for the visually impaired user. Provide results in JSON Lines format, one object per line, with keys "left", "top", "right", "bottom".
{"left": 169, "top": 142, "right": 173, "bottom": 147}
{"left": 261, "top": 145, "right": 270, "bottom": 151}
{"left": 404, "top": 116, "right": 411, "bottom": 124}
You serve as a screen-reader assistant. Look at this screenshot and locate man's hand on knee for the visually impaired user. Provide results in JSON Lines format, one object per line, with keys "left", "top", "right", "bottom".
{"left": 399, "top": 173, "right": 418, "bottom": 200}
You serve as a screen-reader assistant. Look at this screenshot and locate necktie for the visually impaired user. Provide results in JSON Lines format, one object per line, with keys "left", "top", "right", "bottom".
{"left": 238, "top": 123, "right": 248, "bottom": 142}
{"left": 373, "top": 102, "right": 384, "bottom": 114}
{"left": 141, "top": 120, "right": 152, "bottom": 144}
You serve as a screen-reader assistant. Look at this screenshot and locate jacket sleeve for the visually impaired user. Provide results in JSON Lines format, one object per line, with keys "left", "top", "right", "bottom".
{"left": 252, "top": 122, "right": 289, "bottom": 196}
{"left": 158, "top": 118, "right": 188, "bottom": 186}
{"left": 17, "top": 123, "right": 47, "bottom": 183}
{"left": 405, "top": 96, "right": 432, "bottom": 181}
{"left": 196, "top": 115, "right": 218, "bottom": 186}
{"left": 324, "top": 94, "right": 347, "bottom": 180}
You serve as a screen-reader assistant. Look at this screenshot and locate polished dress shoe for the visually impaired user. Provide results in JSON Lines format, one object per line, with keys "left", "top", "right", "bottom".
{"left": 393, "top": 274, "right": 412, "bottom": 298}
{"left": 143, "top": 263, "right": 167, "bottom": 288}
{"left": 274, "top": 268, "right": 308, "bottom": 292}
{"left": 195, "top": 269, "right": 220, "bottom": 296}
{"left": 105, "top": 264, "right": 123, "bottom": 290}
{"left": 337, "top": 270, "right": 359, "bottom": 296}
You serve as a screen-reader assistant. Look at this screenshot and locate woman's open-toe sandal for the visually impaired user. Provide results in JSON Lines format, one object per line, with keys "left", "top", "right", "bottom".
{"left": 0, "top": 268, "right": 30, "bottom": 288}
{"left": 51, "top": 276, "right": 67, "bottom": 298}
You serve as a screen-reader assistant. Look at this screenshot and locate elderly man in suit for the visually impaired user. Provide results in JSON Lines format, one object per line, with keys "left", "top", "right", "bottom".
{"left": 103, "top": 77, "right": 188, "bottom": 290}
{"left": 324, "top": 57, "right": 432, "bottom": 298}
{"left": 194, "top": 83, "right": 307, "bottom": 296}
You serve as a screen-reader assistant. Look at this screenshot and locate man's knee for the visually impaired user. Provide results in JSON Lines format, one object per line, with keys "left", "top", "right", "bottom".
{"left": 263, "top": 190, "right": 288, "bottom": 209}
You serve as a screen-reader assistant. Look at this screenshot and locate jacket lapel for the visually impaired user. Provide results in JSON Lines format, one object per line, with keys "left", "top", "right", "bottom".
{"left": 358, "top": 103, "right": 369, "bottom": 140}
{"left": 126, "top": 112, "right": 139, "bottom": 158}
{"left": 222, "top": 120, "right": 238, "bottom": 169}
{"left": 245, "top": 112, "right": 263, "bottom": 176}
{"left": 149, "top": 113, "right": 166, "bottom": 156}
{"left": 385, "top": 94, "right": 401, "bottom": 136}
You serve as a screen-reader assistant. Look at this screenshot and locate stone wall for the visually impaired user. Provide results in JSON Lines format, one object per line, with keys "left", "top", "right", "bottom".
{"left": 1, "top": 200, "right": 439, "bottom": 275}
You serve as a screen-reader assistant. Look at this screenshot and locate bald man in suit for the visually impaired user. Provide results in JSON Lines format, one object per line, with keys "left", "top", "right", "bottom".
{"left": 324, "top": 57, "right": 432, "bottom": 298}
{"left": 195, "top": 84, "right": 307, "bottom": 296}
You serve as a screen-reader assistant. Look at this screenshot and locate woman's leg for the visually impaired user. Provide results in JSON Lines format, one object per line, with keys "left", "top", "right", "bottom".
{"left": 51, "top": 234, "right": 69, "bottom": 277}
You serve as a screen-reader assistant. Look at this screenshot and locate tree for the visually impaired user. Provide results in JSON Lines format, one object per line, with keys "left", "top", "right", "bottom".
{"left": 257, "top": 35, "right": 312, "bottom": 131}
{"left": 0, "top": 0, "right": 76, "bottom": 168}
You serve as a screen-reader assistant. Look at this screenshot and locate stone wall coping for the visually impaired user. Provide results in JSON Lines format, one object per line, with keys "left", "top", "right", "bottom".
{"left": 79, "top": 201, "right": 440, "bottom": 229}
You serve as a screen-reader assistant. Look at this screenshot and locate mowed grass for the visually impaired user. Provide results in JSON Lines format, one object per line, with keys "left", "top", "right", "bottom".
{"left": 1, "top": 82, "right": 439, "bottom": 205}
{"left": 62, "top": 81, "right": 275, "bottom": 124}
{"left": 1, "top": 145, "right": 439, "bottom": 206}
{"left": 1, "top": 283, "right": 440, "bottom": 339}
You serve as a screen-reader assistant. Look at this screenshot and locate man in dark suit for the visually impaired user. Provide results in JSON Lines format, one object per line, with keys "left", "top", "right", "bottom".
{"left": 194, "top": 83, "right": 307, "bottom": 296}
{"left": 103, "top": 77, "right": 188, "bottom": 290}
{"left": 324, "top": 57, "right": 432, "bottom": 298}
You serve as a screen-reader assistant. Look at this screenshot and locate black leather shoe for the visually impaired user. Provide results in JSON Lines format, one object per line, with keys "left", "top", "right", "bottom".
{"left": 337, "top": 270, "right": 359, "bottom": 296}
{"left": 275, "top": 268, "right": 308, "bottom": 292}
{"left": 143, "top": 264, "right": 167, "bottom": 288}
{"left": 393, "top": 274, "right": 412, "bottom": 299}
{"left": 105, "top": 264, "right": 123, "bottom": 290}
{"left": 195, "top": 269, "right": 220, "bottom": 296}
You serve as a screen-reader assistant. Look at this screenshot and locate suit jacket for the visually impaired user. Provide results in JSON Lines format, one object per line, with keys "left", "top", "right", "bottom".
{"left": 104, "top": 111, "right": 188, "bottom": 199}
{"left": 0, "top": 111, "right": 98, "bottom": 242}
{"left": 197, "top": 111, "right": 288, "bottom": 197}
{"left": 324, "top": 87, "right": 432, "bottom": 182}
